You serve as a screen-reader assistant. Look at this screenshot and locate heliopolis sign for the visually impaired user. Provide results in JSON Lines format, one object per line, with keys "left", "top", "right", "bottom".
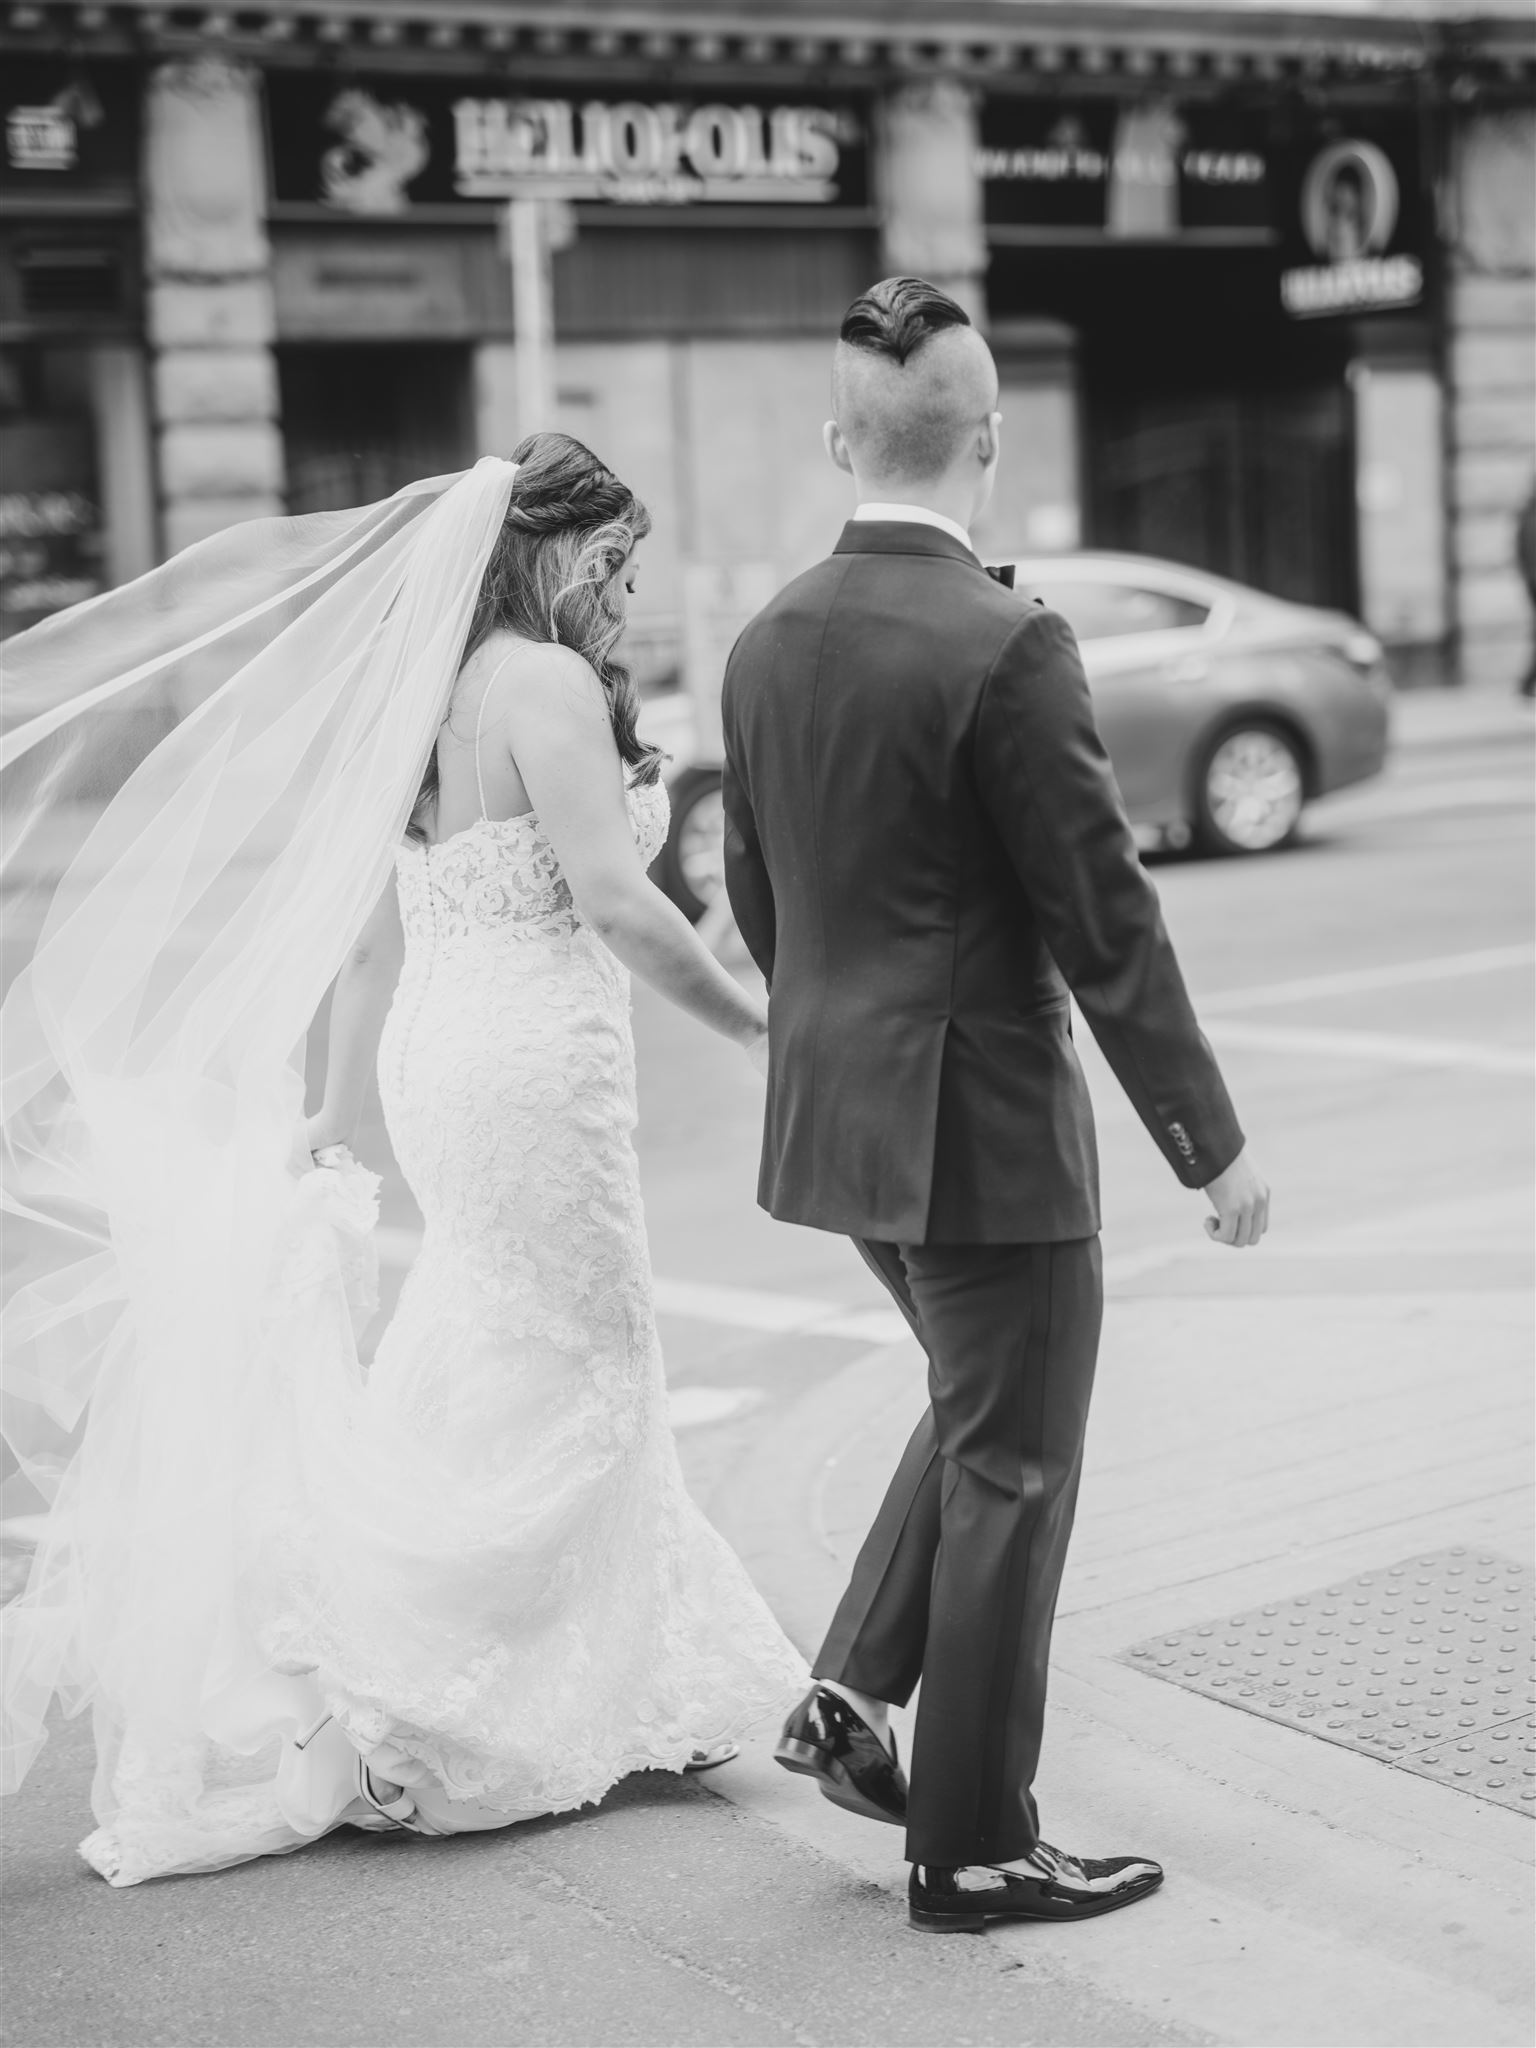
{"left": 453, "top": 98, "right": 849, "bottom": 204}
{"left": 267, "top": 76, "right": 869, "bottom": 213}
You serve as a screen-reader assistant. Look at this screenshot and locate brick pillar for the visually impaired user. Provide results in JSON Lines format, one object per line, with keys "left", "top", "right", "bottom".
{"left": 877, "top": 80, "right": 988, "bottom": 325}
{"left": 1445, "top": 106, "right": 1536, "bottom": 690}
{"left": 143, "top": 58, "right": 284, "bottom": 557}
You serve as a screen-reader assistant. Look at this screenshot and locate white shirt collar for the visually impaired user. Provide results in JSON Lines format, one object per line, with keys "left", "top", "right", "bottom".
{"left": 852, "top": 502, "right": 974, "bottom": 554}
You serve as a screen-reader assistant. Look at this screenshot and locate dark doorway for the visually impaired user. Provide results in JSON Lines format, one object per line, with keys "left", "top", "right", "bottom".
{"left": 1087, "top": 385, "right": 1356, "bottom": 608}
{"left": 278, "top": 344, "right": 473, "bottom": 514}
{"left": 989, "top": 244, "right": 1359, "bottom": 610}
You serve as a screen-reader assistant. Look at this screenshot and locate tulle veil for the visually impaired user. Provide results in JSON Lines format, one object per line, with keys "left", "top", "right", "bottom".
{"left": 0, "top": 457, "right": 519, "bottom": 1836}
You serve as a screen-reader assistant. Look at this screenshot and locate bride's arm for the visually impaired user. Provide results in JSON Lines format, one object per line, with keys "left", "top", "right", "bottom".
{"left": 305, "top": 878, "right": 406, "bottom": 1153}
{"left": 500, "top": 646, "right": 766, "bottom": 1054}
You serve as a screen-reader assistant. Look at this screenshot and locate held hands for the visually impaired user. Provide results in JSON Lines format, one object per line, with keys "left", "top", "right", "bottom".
{"left": 304, "top": 1113, "right": 353, "bottom": 1167}
{"left": 1201, "top": 1146, "right": 1270, "bottom": 1248}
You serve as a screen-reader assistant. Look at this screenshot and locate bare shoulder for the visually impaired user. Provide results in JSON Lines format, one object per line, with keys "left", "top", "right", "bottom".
{"left": 471, "top": 632, "right": 605, "bottom": 721}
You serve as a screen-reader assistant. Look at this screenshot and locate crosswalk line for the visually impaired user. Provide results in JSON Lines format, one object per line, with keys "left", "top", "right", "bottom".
{"left": 1197, "top": 943, "right": 1534, "bottom": 1014}
{"left": 652, "top": 1276, "right": 909, "bottom": 1346}
{"left": 1205, "top": 1018, "right": 1530, "bottom": 1076}
{"left": 667, "top": 1386, "right": 765, "bottom": 1430}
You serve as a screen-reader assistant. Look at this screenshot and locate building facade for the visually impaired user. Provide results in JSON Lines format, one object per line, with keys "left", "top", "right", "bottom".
{"left": 2, "top": 1, "right": 1532, "bottom": 687}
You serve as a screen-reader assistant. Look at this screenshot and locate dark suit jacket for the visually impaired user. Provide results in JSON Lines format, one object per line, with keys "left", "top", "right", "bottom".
{"left": 721, "top": 519, "right": 1244, "bottom": 1244}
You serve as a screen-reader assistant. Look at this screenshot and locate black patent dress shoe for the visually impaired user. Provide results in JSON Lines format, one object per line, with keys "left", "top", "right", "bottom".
{"left": 773, "top": 1685, "right": 907, "bottom": 1826}
{"left": 909, "top": 1842, "right": 1163, "bottom": 1931}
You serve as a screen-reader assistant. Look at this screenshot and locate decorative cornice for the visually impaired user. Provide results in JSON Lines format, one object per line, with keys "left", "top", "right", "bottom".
{"left": 3, "top": 1, "right": 1532, "bottom": 95}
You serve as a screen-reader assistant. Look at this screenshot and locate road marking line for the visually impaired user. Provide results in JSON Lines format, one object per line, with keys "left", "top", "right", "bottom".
{"left": 668, "top": 1386, "right": 765, "bottom": 1430}
{"left": 1206, "top": 1018, "right": 1531, "bottom": 1076}
{"left": 1198, "top": 944, "right": 1535, "bottom": 1014}
{"left": 652, "top": 1275, "right": 909, "bottom": 1345}
{"left": 651, "top": 1276, "right": 823, "bottom": 1330}
{"left": 1309, "top": 776, "right": 1533, "bottom": 825}
{"left": 1103, "top": 1243, "right": 1193, "bottom": 1285}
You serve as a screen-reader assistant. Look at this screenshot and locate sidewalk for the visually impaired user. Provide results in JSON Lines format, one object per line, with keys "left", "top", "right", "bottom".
{"left": 695, "top": 1181, "right": 1535, "bottom": 2048}
{"left": 1390, "top": 687, "right": 1534, "bottom": 752}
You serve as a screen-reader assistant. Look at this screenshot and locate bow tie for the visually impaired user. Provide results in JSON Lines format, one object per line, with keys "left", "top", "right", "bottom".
{"left": 985, "top": 562, "right": 1016, "bottom": 590}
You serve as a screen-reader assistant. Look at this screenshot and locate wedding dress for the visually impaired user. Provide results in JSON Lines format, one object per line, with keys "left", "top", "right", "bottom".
{"left": 287, "top": 769, "right": 808, "bottom": 1794}
{"left": 0, "top": 459, "right": 805, "bottom": 1888}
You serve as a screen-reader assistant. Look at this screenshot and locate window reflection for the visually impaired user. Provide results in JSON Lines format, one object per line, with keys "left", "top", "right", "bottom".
{"left": 1021, "top": 580, "right": 1209, "bottom": 641}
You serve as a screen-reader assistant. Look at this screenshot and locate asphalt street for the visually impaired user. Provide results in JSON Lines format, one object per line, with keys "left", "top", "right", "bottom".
{"left": 3, "top": 690, "right": 1532, "bottom": 2048}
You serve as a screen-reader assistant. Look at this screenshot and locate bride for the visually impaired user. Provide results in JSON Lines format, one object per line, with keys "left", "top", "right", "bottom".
{"left": 0, "top": 434, "right": 807, "bottom": 1886}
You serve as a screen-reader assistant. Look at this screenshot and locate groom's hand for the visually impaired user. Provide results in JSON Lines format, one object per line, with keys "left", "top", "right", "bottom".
{"left": 743, "top": 1023, "right": 770, "bottom": 1078}
{"left": 1201, "top": 1147, "right": 1270, "bottom": 1248}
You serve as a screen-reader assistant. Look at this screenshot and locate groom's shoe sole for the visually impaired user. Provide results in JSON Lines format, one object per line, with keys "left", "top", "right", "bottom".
{"left": 774, "top": 1736, "right": 905, "bottom": 1828}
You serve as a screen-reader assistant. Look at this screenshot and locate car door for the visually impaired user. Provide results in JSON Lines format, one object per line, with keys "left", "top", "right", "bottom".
{"left": 1010, "top": 573, "right": 1215, "bottom": 821}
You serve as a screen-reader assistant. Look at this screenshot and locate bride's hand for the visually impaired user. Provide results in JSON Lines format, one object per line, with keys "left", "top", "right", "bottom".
{"left": 304, "top": 1114, "right": 352, "bottom": 1164}
{"left": 743, "top": 1024, "right": 769, "bottom": 1077}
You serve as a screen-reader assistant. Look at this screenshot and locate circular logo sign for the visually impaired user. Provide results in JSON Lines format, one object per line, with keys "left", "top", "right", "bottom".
{"left": 1300, "top": 140, "right": 1399, "bottom": 262}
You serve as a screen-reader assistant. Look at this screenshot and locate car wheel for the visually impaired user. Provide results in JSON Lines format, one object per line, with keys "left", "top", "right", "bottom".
{"left": 1193, "top": 721, "right": 1306, "bottom": 856}
{"left": 654, "top": 766, "right": 725, "bottom": 922}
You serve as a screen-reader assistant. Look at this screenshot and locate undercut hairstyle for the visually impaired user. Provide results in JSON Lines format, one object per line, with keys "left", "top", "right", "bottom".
{"left": 408, "top": 431, "right": 661, "bottom": 843}
{"left": 832, "top": 276, "right": 995, "bottom": 487}
{"left": 838, "top": 275, "right": 973, "bottom": 362}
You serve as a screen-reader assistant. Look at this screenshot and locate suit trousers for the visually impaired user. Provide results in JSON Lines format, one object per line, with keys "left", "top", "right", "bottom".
{"left": 812, "top": 1236, "right": 1102, "bottom": 1868}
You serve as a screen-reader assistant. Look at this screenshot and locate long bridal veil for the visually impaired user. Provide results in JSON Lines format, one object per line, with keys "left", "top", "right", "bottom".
{"left": 1, "top": 459, "right": 517, "bottom": 1853}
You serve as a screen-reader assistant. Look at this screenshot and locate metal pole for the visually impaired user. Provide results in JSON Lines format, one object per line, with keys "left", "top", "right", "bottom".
{"left": 505, "top": 195, "right": 554, "bottom": 436}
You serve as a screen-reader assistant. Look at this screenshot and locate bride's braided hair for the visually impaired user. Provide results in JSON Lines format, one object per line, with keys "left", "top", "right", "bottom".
{"left": 409, "top": 430, "right": 663, "bottom": 842}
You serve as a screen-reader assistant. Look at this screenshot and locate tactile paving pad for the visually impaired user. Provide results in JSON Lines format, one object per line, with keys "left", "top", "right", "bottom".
{"left": 1122, "top": 1547, "right": 1534, "bottom": 1813}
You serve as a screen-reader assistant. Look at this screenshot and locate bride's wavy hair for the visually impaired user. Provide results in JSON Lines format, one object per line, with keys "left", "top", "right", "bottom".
{"left": 408, "top": 430, "right": 662, "bottom": 842}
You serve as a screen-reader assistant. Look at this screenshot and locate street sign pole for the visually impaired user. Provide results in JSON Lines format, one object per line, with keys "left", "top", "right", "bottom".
{"left": 503, "top": 194, "right": 554, "bottom": 436}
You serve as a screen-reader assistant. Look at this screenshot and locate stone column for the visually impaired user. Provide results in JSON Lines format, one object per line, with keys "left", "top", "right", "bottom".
{"left": 876, "top": 80, "right": 988, "bottom": 324}
{"left": 143, "top": 58, "right": 284, "bottom": 557}
{"left": 87, "top": 342, "right": 158, "bottom": 587}
{"left": 1444, "top": 106, "right": 1536, "bottom": 690}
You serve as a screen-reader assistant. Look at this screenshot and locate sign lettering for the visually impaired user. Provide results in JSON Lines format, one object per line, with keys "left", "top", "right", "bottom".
{"left": 978, "top": 101, "right": 1273, "bottom": 236}
{"left": 7, "top": 103, "right": 78, "bottom": 171}
{"left": 452, "top": 97, "right": 848, "bottom": 203}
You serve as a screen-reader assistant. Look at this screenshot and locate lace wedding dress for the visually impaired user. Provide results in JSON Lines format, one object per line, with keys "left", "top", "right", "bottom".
{"left": 78, "top": 777, "right": 807, "bottom": 1884}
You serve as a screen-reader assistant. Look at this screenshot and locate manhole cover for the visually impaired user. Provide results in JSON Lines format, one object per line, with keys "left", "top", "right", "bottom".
{"left": 1122, "top": 1546, "right": 1534, "bottom": 1814}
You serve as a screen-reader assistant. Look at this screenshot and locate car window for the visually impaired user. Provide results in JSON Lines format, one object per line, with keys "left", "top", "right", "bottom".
{"left": 1021, "top": 580, "right": 1210, "bottom": 641}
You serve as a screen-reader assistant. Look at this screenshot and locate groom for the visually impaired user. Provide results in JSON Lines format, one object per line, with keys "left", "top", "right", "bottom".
{"left": 720, "top": 277, "right": 1269, "bottom": 1933}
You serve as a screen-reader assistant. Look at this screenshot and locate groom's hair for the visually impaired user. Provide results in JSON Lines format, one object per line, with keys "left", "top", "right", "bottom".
{"left": 832, "top": 276, "right": 997, "bottom": 486}
{"left": 839, "top": 276, "right": 972, "bottom": 362}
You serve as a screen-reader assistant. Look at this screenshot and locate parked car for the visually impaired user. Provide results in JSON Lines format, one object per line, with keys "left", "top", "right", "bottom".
{"left": 642, "top": 550, "right": 1392, "bottom": 921}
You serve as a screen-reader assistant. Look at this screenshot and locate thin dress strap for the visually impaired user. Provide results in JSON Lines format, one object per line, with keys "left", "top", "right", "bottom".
{"left": 471, "top": 669, "right": 497, "bottom": 821}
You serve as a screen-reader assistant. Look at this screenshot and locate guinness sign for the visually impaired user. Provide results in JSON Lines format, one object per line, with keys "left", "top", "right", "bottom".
{"left": 1280, "top": 139, "right": 1423, "bottom": 317}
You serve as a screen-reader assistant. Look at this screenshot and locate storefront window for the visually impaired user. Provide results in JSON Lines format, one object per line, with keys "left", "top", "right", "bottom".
{"left": 0, "top": 345, "right": 104, "bottom": 638}
{"left": 2, "top": 58, "right": 148, "bottom": 626}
